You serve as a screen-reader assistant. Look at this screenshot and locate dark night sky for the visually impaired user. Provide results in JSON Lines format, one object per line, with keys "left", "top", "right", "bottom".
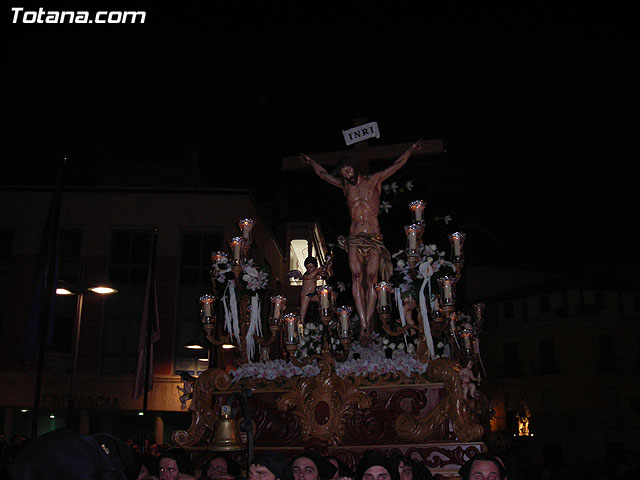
{"left": 5, "top": 6, "right": 639, "bottom": 270}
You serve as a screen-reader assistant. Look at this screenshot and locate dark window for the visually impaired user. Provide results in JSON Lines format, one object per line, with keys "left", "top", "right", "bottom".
{"left": 595, "top": 292, "right": 606, "bottom": 310}
{"left": 503, "top": 342, "right": 519, "bottom": 377}
{"left": 598, "top": 334, "right": 615, "bottom": 372}
{"left": 484, "top": 304, "right": 498, "bottom": 330}
{"left": 539, "top": 295, "right": 551, "bottom": 314}
{"left": 108, "top": 230, "right": 152, "bottom": 284}
{"left": 504, "top": 301, "right": 514, "bottom": 319}
{"left": 180, "top": 231, "right": 223, "bottom": 286}
{"left": 538, "top": 337, "right": 557, "bottom": 374}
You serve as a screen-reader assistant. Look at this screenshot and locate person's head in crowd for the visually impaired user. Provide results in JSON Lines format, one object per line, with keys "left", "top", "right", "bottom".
{"left": 138, "top": 453, "right": 160, "bottom": 479}
{"left": 390, "top": 454, "right": 433, "bottom": 480}
{"left": 291, "top": 453, "right": 337, "bottom": 480}
{"left": 458, "top": 454, "right": 506, "bottom": 480}
{"left": 159, "top": 448, "right": 195, "bottom": 480}
{"left": 325, "top": 456, "right": 355, "bottom": 480}
{"left": 249, "top": 453, "right": 294, "bottom": 480}
{"left": 202, "top": 454, "right": 241, "bottom": 480}
{"left": 355, "top": 451, "right": 399, "bottom": 480}
{"left": 10, "top": 428, "right": 139, "bottom": 480}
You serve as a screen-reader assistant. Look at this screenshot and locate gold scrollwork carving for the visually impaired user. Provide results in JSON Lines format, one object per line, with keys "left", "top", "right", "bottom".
{"left": 277, "top": 372, "right": 371, "bottom": 445}
{"left": 395, "top": 357, "right": 484, "bottom": 443}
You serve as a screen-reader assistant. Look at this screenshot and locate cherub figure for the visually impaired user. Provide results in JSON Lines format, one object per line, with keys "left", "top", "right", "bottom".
{"left": 288, "top": 253, "right": 333, "bottom": 322}
{"left": 460, "top": 360, "right": 480, "bottom": 400}
{"left": 177, "top": 372, "right": 196, "bottom": 409}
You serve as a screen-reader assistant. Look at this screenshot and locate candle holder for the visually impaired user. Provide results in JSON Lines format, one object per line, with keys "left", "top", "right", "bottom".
{"left": 269, "top": 295, "right": 286, "bottom": 326}
{"left": 335, "top": 306, "right": 352, "bottom": 339}
{"left": 409, "top": 200, "right": 426, "bottom": 224}
{"left": 199, "top": 294, "right": 216, "bottom": 325}
{"left": 283, "top": 313, "right": 299, "bottom": 345}
{"left": 437, "top": 275, "right": 457, "bottom": 307}
{"left": 473, "top": 302, "right": 485, "bottom": 328}
{"left": 229, "top": 237, "right": 245, "bottom": 278}
{"left": 374, "top": 281, "right": 392, "bottom": 315}
{"left": 405, "top": 224, "right": 424, "bottom": 266}
{"left": 211, "top": 251, "right": 229, "bottom": 265}
{"left": 457, "top": 321, "right": 475, "bottom": 357}
{"left": 315, "top": 285, "right": 334, "bottom": 317}
{"left": 448, "top": 232, "right": 466, "bottom": 264}
{"left": 238, "top": 218, "right": 255, "bottom": 257}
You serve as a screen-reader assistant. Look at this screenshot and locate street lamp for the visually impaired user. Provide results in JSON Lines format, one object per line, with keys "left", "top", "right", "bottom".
{"left": 57, "top": 279, "right": 118, "bottom": 429}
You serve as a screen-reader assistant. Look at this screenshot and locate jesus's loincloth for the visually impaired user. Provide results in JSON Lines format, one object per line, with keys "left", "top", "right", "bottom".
{"left": 337, "top": 232, "right": 393, "bottom": 281}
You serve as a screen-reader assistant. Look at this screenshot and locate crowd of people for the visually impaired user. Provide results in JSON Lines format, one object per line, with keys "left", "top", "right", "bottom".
{"left": 3, "top": 428, "right": 639, "bottom": 479}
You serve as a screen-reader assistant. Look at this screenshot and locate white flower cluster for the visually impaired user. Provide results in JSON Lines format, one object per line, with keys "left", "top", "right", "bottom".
{"left": 230, "top": 359, "right": 320, "bottom": 382}
{"left": 211, "top": 257, "right": 268, "bottom": 292}
{"left": 296, "top": 323, "right": 325, "bottom": 359}
{"left": 242, "top": 260, "right": 269, "bottom": 291}
{"left": 394, "top": 244, "right": 453, "bottom": 293}
{"left": 334, "top": 334, "right": 428, "bottom": 378}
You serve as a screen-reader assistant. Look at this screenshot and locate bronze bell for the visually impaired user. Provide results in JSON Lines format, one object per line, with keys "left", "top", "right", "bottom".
{"left": 209, "top": 405, "right": 245, "bottom": 451}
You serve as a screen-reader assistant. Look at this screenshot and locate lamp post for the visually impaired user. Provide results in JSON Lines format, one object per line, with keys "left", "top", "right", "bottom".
{"left": 57, "top": 280, "right": 118, "bottom": 430}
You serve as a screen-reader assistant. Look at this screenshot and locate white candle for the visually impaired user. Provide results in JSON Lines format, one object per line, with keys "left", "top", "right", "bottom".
{"left": 273, "top": 301, "right": 281, "bottom": 319}
{"left": 453, "top": 237, "right": 461, "bottom": 256}
{"left": 407, "top": 230, "right": 417, "bottom": 250}
{"left": 231, "top": 238, "right": 242, "bottom": 260}
{"left": 443, "top": 280, "right": 453, "bottom": 302}
{"left": 320, "top": 291, "right": 330, "bottom": 309}
{"left": 340, "top": 311, "right": 350, "bottom": 332}
{"left": 203, "top": 302, "right": 212, "bottom": 317}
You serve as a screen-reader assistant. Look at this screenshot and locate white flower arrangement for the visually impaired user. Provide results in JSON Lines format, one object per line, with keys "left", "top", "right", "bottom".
{"left": 334, "top": 334, "right": 427, "bottom": 378}
{"left": 212, "top": 257, "right": 269, "bottom": 293}
{"left": 231, "top": 359, "right": 321, "bottom": 382}
{"left": 392, "top": 243, "right": 455, "bottom": 295}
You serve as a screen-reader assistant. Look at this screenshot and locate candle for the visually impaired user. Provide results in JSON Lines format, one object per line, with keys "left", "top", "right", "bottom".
{"left": 438, "top": 276, "right": 455, "bottom": 304}
{"left": 448, "top": 232, "right": 465, "bottom": 259}
{"left": 409, "top": 200, "right": 426, "bottom": 223}
{"left": 316, "top": 285, "right": 332, "bottom": 310}
{"left": 283, "top": 313, "right": 298, "bottom": 344}
{"left": 336, "top": 306, "right": 352, "bottom": 336}
{"left": 238, "top": 218, "right": 255, "bottom": 240}
{"left": 211, "top": 251, "right": 228, "bottom": 264}
{"left": 200, "top": 294, "right": 215, "bottom": 317}
{"left": 270, "top": 295, "right": 285, "bottom": 322}
{"left": 230, "top": 237, "right": 243, "bottom": 261}
{"left": 375, "top": 282, "right": 391, "bottom": 306}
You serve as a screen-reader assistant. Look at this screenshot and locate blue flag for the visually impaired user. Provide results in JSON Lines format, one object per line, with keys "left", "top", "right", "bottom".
{"left": 22, "top": 167, "right": 63, "bottom": 363}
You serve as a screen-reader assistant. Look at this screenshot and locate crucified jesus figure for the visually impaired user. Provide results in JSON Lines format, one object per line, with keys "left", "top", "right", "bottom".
{"left": 300, "top": 140, "right": 421, "bottom": 344}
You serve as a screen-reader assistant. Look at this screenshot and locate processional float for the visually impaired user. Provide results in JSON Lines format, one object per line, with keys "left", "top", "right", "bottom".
{"left": 172, "top": 203, "right": 489, "bottom": 478}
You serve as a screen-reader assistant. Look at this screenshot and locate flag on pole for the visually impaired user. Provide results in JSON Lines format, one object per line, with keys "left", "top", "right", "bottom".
{"left": 22, "top": 166, "right": 63, "bottom": 363}
{"left": 134, "top": 230, "right": 160, "bottom": 400}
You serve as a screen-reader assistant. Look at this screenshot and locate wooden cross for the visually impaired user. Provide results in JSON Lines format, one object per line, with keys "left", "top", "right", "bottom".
{"left": 282, "top": 120, "right": 444, "bottom": 175}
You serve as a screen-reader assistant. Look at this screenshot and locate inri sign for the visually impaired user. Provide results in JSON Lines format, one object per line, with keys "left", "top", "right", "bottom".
{"left": 342, "top": 122, "right": 380, "bottom": 146}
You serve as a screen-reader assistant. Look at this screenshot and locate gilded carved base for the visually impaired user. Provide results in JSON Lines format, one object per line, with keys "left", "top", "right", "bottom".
{"left": 172, "top": 356, "right": 486, "bottom": 474}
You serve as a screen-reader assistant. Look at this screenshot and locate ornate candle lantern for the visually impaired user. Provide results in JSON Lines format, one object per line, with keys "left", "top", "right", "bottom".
{"left": 404, "top": 223, "right": 424, "bottom": 265}
{"left": 211, "top": 251, "right": 228, "bottom": 264}
{"left": 238, "top": 218, "right": 255, "bottom": 241}
{"left": 315, "top": 285, "right": 334, "bottom": 317}
{"left": 269, "top": 295, "right": 286, "bottom": 326}
{"left": 199, "top": 294, "right": 216, "bottom": 325}
{"left": 437, "top": 275, "right": 457, "bottom": 306}
{"left": 448, "top": 232, "right": 466, "bottom": 264}
{"left": 409, "top": 200, "right": 426, "bottom": 224}
{"left": 473, "top": 302, "right": 485, "bottom": 327}
{"left": 336, "top": 306, "right": 353, "bottom": 339}
{"left": 283, "top": 313, "right": 299, "bottom": 344}
{"left": 229, "top": 237, "right": 245, "bottom": 266}
{"left": 374, "top": 281, "right": 393, "bottom": 315}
